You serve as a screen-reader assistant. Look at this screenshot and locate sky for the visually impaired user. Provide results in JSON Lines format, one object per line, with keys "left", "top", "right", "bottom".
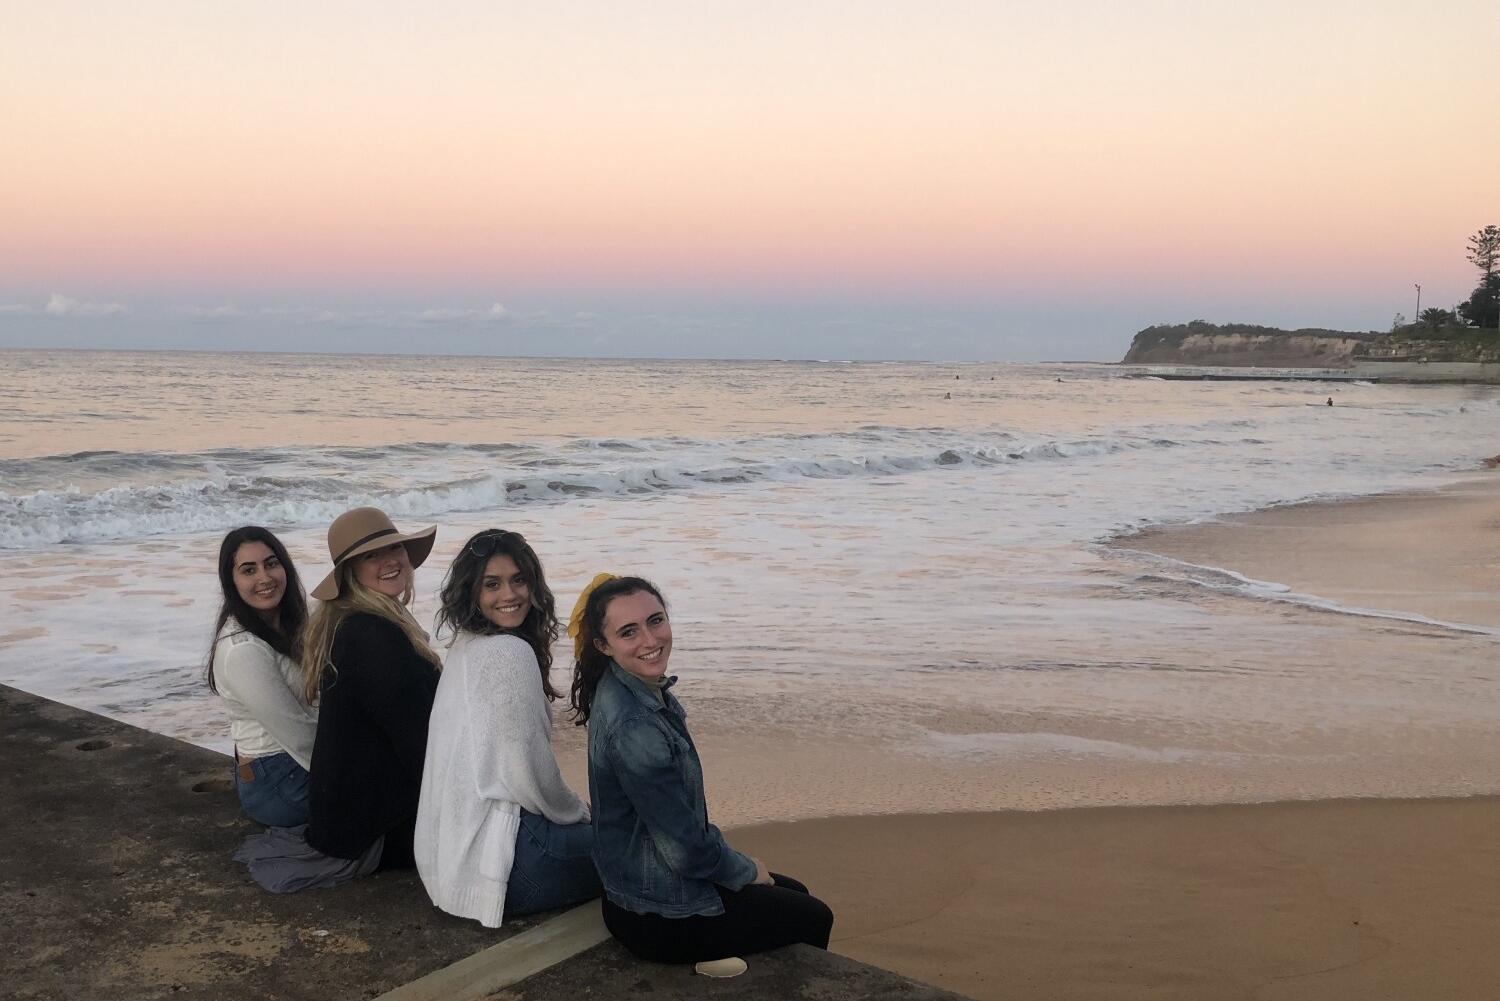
{"left": 2, "top": 1, "right": 1497, "bottom": 361}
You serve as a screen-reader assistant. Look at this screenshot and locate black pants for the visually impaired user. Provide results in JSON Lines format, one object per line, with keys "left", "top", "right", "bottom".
{"left": 602, "top": 873, "right": 834, "bottom": 965}
{"left": 375, "top": 815, "right": 417, "bottom": 871}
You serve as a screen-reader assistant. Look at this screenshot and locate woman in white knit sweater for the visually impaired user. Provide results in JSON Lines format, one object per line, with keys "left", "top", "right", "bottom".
{"left": 415, "top": 530, "right": 600, "bottom": 927}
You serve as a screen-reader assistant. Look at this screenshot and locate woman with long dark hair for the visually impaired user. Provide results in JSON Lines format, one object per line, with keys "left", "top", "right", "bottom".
{"left": 415, "top": 529, "right": 598, "bottom": 926}
{"left": 570, "top": 575, "right": 833, "bottom": 970}
{"left": 207, "top": 526, "right": 315, "bottom": 827}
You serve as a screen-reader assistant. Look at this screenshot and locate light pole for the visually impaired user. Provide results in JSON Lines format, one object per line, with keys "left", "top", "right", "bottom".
{"left": 1414, "top": 283, "right": 1421, "bottom": 322}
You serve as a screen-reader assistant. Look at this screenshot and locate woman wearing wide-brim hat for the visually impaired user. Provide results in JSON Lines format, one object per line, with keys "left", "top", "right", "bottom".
{"left": 296, "top": 506, "right": 443, "bottom": 875}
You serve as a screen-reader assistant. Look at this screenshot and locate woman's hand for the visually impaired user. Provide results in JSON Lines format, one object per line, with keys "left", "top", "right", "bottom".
{"left": 751, "top": 857, "right": 774, "bottom": 886}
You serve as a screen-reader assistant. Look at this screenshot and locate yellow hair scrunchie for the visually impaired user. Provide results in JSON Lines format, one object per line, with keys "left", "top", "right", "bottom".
{"left": 567, "top": 572, "right": 619, "bottom": 662}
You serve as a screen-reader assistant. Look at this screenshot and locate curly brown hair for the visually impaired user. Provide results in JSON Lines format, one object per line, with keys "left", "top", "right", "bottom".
{"left": 435, "top": 529, "right": 561, "bottom": 700}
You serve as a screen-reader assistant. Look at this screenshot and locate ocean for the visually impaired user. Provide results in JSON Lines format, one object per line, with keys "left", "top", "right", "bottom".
{"left": 3, "top": 348, "right": 1497, "bottom": 821}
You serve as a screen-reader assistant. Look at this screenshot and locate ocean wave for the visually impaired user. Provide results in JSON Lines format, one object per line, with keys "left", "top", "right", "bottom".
{"left": 0, "top": 430, "right": 1194, "bottom": 548}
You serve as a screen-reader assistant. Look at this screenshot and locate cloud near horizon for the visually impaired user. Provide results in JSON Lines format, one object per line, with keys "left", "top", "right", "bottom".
{"left": 45, "top": 293, "right": 127, "bottom": 317}
{"left": 174, "top": 303, "right": 508, "bottom": 328}
{"left": 0, "top": 294, "right": 131, "bottom": 317}
{"left": 173, "top": 304, "right": 246, "bottom": 320}
{"left": 414, "top": 303, "right": 511, "bottom": 324}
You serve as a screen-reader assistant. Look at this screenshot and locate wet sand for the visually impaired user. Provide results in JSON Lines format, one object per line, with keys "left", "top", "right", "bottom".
{"left": 1115, "top": 472, "right": 1500, "bottom": 629}
{"left": 733, "top": 797, "right": 1500, "bottom": 1001}
{"left": 719, "top": 477, "right": 1500, "bottom": 999}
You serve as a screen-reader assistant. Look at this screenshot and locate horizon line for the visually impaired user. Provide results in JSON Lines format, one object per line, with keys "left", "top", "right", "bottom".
{"left": 0, "top": 344, "right": 1115, "bottom": 366}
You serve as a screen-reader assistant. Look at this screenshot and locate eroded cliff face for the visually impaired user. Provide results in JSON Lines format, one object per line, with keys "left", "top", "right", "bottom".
{"left": 1122, "top": 332, "right": 1364, "bottom": 367}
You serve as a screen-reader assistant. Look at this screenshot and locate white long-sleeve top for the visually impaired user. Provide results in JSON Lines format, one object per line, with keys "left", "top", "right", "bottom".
{"left": 212, "top": 621, "right": 318, "bottom": 771}
{"left": 415, "top": 632, "right": 588, "bottom": 928}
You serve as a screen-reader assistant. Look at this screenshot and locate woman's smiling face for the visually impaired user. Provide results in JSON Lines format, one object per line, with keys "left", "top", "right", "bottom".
{"left": 353, "top": 542, "right": 412, "bottom": 599}
{"left": 595, "top": 589, "right": 673, "bottom": 682}
{"left": 478, "top": 553, "right": 531, "bottom": 630}
{"left": 232, "top": 541, "right": 286, "bottom": 620}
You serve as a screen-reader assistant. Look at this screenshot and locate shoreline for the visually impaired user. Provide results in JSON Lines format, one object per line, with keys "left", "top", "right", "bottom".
{"left": 1108, "top": 471, "right": 1500, "bottom": 630}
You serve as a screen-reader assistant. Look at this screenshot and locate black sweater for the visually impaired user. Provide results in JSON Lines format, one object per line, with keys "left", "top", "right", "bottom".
{"left": 305, "top": 612, "right": 439, "bottom": 862}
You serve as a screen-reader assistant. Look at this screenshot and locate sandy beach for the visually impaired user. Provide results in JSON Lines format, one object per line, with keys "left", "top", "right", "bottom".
{"left": 718, "top": 475, "right": 1500, "bottom": 1000}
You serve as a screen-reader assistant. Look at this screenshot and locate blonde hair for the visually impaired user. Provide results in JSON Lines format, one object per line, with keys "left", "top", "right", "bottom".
{"left": 300, "top": 562, "right": 441, "bottom": 703}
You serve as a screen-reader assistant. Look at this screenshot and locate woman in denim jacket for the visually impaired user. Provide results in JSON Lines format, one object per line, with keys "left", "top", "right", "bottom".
{"left": 568, "top": 574, "right": 833, "bottom": 968}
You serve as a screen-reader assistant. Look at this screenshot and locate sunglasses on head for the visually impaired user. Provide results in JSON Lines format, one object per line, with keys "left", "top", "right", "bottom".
{"left": 467, "top": 529, "right": 525, "bottom": 559}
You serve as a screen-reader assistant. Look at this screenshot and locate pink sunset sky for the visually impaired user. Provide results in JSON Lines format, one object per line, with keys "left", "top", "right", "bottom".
{"left": 2, "top": 1, "right": 1496, "bottom": 360}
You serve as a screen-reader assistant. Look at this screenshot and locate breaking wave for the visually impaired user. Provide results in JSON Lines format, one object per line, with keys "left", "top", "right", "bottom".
{"left": 0, "top": 429, "right": 1193, "bottom": 548}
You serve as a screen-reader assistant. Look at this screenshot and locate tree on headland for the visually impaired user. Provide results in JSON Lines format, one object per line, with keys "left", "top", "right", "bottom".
{"left": 1468, "top": 225, "right": 1499, "bottom": 277}
{"left": 1458, "top": 224, "right": 1499, "bottom": 328}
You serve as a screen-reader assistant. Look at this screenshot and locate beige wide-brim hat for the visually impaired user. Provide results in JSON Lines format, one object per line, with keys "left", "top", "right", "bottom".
{"left": 311, "top": 507, "right": 437, "bottom": 601}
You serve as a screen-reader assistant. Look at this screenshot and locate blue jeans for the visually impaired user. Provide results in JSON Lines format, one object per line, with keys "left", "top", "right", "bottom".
{"left": 235, "top": 751, "right": 311, "bottom": 828}
{"left": 506, "top": 810, "right": 602, "bottom": 917}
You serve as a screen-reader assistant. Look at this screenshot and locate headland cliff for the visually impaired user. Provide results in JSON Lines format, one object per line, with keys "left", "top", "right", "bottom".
{"left": 1122, "top": 320, "right": 1500, "bottom": 367}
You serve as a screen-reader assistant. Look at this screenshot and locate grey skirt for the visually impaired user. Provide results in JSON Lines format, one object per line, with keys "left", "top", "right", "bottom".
{"left": 232, "top": 824, "right": 382, "bottom": 893}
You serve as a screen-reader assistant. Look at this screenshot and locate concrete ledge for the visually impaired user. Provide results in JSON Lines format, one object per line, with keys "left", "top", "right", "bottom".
{"left": 375, "top": 902, "right": 608, "bottom": 1001}
{"left": 2, "top": 684, "right": 974, "bottom": 1001}
{"left": 0, "top": 684, "right": 533, "bottom": 1001}
{"left": 495, "top": 940, "right": 972, "bottom": 1001}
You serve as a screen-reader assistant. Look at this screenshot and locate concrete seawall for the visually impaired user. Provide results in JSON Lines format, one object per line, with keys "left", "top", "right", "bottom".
{"left": 0, "top": 685, "right": 968, "bottom": 1001}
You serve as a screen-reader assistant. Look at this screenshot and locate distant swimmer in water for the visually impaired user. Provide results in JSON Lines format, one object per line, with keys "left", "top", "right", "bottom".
{"left": 1327, "top": 398, "right": 1334, "bottom": 406}
{"left": 944, "top": 392, "right": 952, "bottom": 399}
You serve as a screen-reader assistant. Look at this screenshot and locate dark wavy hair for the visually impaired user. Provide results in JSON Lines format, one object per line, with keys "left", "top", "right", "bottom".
{"left": 435, "top": 529, "right": 561, "bottom": 700}
{"left": 568, "top": 576, "right": 666, "bottom": 725}
{"left": 206, "top": 526, "right": 308, "bottom": 693}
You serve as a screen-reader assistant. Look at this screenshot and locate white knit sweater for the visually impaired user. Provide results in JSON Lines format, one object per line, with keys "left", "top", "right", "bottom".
{"left": 213, "top": 622, "right": 318, "bottom": 770}
{"left": 415, "top": 632, "right": 588, "bottom": 928}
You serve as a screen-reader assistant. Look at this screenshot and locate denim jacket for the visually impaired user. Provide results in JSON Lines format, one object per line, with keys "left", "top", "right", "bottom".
{"left": 586, "top": 662, "right": 757, "bottom": 917}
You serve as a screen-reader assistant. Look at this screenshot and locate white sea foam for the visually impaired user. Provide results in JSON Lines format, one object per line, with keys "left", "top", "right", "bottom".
{"left": 1117, "top": 550, "right": 1500, "bottom": 637}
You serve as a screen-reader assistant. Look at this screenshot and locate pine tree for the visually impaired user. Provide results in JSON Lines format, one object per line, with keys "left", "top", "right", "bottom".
{"left": 1459, "top": 225, "right": 1500, "bottom": 328}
